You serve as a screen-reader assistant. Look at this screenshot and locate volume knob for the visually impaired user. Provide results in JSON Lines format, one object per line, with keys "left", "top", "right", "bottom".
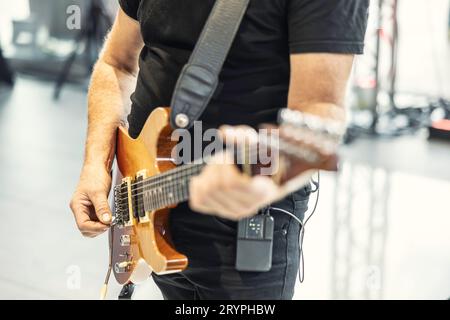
{"left": 114, "top": 261, "right": 132, "bottom": 274}
{"left": 120, "top": 235, "right": 132, "bottom": 246}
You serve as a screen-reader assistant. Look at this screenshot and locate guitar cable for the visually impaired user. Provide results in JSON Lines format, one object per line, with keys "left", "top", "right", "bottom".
{"left": 101, "top": 220, "right": 117, "bottom": 300}
{"left": 269, "top": 171, "right": 320, "bottom": 284}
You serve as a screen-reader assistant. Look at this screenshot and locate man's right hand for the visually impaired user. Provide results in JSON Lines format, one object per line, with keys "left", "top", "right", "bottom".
{"left": 70, "top": 165, "right": 113, "bottom": 238}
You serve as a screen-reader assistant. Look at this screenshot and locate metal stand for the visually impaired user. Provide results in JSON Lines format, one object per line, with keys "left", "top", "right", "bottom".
{"left": 347, "top": 0, "right": 400, "bottom": 141}
{"left": 53, "top": 0, "right": 111, "bottom": 100}
{"left": 348, "top": 0, "right": 450, "bottom": 143}
{"left": 0, "top": 47, "right": 14, "bottom": 86}
{"left": 331, "top": 163, "right": 390, "bottom": 299}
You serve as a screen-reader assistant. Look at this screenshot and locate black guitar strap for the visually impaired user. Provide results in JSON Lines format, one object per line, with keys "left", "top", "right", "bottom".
{"left": 170, "top": 0, "right": 251, "bottom": 130}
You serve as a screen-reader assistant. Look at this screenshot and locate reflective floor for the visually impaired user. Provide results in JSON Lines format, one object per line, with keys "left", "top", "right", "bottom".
{"left": 0, "top": 77, "right": 449, "bottom": 300}
{"left": 295, "top": 169, "right": 450, "bottom": 300}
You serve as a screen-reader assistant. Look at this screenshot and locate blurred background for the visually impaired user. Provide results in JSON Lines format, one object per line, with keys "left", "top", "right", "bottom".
{"left": 0, "top": 0, "right": 449, "bottom": 300}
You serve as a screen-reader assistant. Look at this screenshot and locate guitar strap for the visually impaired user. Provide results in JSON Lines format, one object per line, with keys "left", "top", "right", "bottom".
{"left": 170, "top": 0, "right": 251, "bottom": 130}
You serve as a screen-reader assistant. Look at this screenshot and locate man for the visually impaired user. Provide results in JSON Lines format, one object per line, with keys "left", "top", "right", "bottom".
{"left": 70, "top": 0, "right": 369, "bottom": 299}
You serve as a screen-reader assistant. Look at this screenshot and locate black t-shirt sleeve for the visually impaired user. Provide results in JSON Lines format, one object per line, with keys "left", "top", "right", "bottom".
{"left": 288, "top": 0, "right": 369, "bottom": 54}
{"left": 118, "top": 0, "right": 140, "bottom": 20}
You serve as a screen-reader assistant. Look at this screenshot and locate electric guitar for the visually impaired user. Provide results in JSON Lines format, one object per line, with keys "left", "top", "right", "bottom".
{"left": 102, "top": 107, "right": 343, "bottom": 297}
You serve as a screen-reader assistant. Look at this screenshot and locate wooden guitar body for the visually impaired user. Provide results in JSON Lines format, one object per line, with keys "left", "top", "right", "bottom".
{"left": 108, "top": 107, "right": 341, "bottom": 287}
{"left": 111, "top": 107, "right": 188, "bottom": 285}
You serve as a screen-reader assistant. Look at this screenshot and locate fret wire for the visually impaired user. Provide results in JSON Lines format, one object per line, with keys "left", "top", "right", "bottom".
{"left": 179, "top": 166, "right": 187, "bottom": 203}
{"left": 155, "top": 183, "right": 160, "bottom": 210}
{"left": 177, "top": 168, "right": 185, "bottom": 204}
{"left": 140, "top": 178, "right": 189, "bottom": 211}
{"left": 151, "top": 187, "right": 155, "bottom": 211}
{"left": 158, "top": 182, "right": 163, "bottom": 209}
{"left": 173, "top": 168, "right": 180, "bottom": 204}
{"left": 140, "top": 172, "right": 191, "bottom": 211}
{"left": 120, "top": 164, "right": 216, "bottom": 208}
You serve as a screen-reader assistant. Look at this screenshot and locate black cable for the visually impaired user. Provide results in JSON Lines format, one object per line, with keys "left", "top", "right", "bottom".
{"left": 298, "top": 171, "right": 320, "bottom": 283}
{"left": 304, "top": 172, "right": 320, "bottom": 226}
{"left": 270, "top": 172, "right": 321, "bottom": 284}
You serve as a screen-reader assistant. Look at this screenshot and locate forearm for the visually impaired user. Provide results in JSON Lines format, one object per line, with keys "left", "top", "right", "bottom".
{"left": 84, "top": 59, "right": 137, "bottom": 169}
{"left": 288, "top": 53, "right": 353, "bottom": 127}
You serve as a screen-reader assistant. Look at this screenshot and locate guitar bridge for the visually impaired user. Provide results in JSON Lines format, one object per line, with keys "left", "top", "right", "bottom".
{"left": 114, "top": 177, "right": 136, "bottom": 227}
{"left": 113, "top": 183, "right": 127, "bottom": 227}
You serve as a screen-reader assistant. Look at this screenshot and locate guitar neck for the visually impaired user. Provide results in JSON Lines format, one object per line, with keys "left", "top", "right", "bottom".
{"left": 131, "top": 146, "right": 264, "bottom": 213}
{"left": 132, "top": 163, "right": 206, "bottom": 214}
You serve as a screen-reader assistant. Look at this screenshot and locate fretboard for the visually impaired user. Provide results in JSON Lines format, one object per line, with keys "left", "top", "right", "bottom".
{"left": 131, "top": 163, "right": 205, "bottom": 215}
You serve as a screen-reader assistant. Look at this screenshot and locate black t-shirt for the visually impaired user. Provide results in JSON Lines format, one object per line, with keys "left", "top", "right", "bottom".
{"left": 119, "top": 0, "right": 369, "bottom": 138}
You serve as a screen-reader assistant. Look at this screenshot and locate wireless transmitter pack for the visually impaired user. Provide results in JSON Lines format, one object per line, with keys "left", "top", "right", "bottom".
{"left": 236, "top": 213, "right": 274, "bottom": 272}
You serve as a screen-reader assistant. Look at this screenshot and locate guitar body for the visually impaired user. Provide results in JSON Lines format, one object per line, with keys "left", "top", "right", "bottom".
{"left": 107, "top": 107, "right": 340, "bottom": 287}
{"left": 111, "top": 107, "right": 188, "bottom": 285}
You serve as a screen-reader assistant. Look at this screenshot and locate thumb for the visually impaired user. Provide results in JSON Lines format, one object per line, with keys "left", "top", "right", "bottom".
{"left": 91, "top": 192, "right": 112, "bottom": 224}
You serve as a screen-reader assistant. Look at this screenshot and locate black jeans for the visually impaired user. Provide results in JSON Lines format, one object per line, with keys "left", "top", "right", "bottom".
{"left": 152, "top": 184, "right": 311, "bottom": 300}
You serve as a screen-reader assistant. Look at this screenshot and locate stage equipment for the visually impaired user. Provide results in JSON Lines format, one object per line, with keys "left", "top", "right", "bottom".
{"left": 54, "top": 0, "right": 111, "bottom": 99}
{"left": 347, "top": 0, "right": 450, "bottom": 143}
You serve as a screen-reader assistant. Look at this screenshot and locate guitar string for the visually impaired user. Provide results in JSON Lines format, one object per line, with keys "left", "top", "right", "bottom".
{"left": 116, "top": 163, "right": 204, "bottom": 195}
{"left": 125, "top": 167, "right": 203, "bottom": 201}
{"left": 124, "top": 150, "right": 297, "bottom": 218}
{"left": 130, "top": 149, "right": 282, "bottom": 213}
{"left": 116, "top": 144, "right": 298, "bottom": 201}
{"left": 130, "top": 176, "right": 193, "bottom": 213}
{"left": 117, "top": 146, "right": 258, "bottom": 212}
{"left": 117, "top": 164, "right": 205, "bottom": 198}
{"left": 124, "top": 145, "right": 262, "bottom": 195}
{"left": 117, "top": 138, "right": 300, "bottom": 216}
{"left": 118, "top": 126, "right": 330, "bottom": 197}
{"left": 120, "top": 178, "right": 190, "bottom": 219}
{"left": 122, "top": 163, "right": 202, "bottom": 208}
{"left": 116, "top": 146, "right": 317, "bottom": 218}
{"left": 133, "top": 163, "right": 204, "bottom": 188}
{"left": 123, "top": 151, "right": 267, "bottom": 213}
{"left": 140, "top": 181, "right": 188, "bottom": 211}
{"left": 130, "top": 139, "right": 270, "bottom": 190}
{"left": 115, "top": 128, "right": 332, "bottom": 217}
{"left": 128, "top": 147, "right": 257, "bottom": 212}
{"left": 117, "top": 145, "right": 267, "bottom": 197}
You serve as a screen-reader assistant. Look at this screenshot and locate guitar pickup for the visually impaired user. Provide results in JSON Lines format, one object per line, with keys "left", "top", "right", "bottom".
{"left": 122, "top": 177, "right": 137, "bottom": 227}
{"left": 135, "top": 170, "right": 151, "bottom": 224}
